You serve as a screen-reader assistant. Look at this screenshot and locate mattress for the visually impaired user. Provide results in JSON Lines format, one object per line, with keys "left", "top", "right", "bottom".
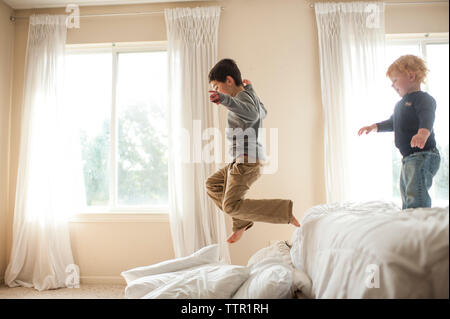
{"left": 290, "top": 201, "right": 449, "bottom": 298}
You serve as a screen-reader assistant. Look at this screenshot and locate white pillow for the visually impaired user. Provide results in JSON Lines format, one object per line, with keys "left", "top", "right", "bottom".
{"left": 121, "top": 244, "right": 220, "bottom": 285}
{"left": 142, "top": 263, "right": 250, "bottom": 299}
{"left": 247, "top": 240, "right": 293, "bottom": 268}
{"left": 233, "top": 258, "right": 293, "bottom": 299}
{"left": 246, "top": 240, "right": 312, "bottom": 298}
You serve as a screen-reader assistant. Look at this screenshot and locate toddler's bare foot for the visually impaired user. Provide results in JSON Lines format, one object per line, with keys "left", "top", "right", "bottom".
{"left": 291, "top": 216, "right": 300, "bottom": 227}
{"left": 227, "top": 227, "right": 246, "bottom": 244}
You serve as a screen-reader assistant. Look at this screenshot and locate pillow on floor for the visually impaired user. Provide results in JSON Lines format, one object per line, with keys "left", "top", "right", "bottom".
{"left": 121, "top": 244, "right": 220, "bottom": 285}
{"left": 232, "top": 258, "right": 293, "bottom": 299}
{"left": 141, "top": 263, "right": 249, "bottom": 299}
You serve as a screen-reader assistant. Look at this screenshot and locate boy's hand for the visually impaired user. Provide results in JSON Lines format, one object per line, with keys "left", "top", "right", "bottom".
{"left": 358, "top": 124, "right": 377, "bottom": 136}
{"left": 243, "top": 79, "right": 251, "bottom": 86}
{"left": 209, "top": 90, "right": 221, "bottom": 104}
{"left": 410, "top": 128, "right": 430, "bottom": 149}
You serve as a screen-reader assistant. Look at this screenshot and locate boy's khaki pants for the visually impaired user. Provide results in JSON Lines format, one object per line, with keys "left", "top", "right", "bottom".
{"left": 205, "top": 158, "right": 293, "bottom": 232}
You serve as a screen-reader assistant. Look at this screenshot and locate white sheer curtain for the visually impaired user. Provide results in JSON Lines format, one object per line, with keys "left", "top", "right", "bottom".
{"left": 165, "top": 6, "right": 230, "bottom": 262}
{"left": 5, "top": 14, "right": 86, "bottom": 291}
{"left": 315, "top": 2, "right": 391, "bottom": 203}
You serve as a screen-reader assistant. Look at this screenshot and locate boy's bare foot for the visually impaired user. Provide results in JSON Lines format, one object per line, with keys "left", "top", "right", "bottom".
{"left": 227, "top": 227, "right": 246, "bottom": 244}
{"left": 291, "top": 216, "right": 301, "bottom": 227}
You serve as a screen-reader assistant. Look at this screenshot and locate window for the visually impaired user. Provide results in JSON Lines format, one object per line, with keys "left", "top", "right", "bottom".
{"left": 382, "top": 34, "right": 449, "bottom": 207}
{"left": 64, "top": 42, "right": 169, "bottom": 212}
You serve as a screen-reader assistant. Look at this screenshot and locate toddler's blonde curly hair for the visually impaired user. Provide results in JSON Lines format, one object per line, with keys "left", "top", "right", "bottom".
{"left": 386, "top": 55, "right": 429, "bottom": 84}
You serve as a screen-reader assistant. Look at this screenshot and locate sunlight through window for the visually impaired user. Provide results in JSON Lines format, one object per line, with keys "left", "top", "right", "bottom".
{"left": 64, "top": 45, "right": 169, "bottom": 212}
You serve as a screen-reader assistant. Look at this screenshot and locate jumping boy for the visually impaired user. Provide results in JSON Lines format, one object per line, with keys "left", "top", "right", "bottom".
{"left": 205, "top": 58, "right": 300, "bottom": 244}
{"left": 358, "top": 54, "right": 441, "bottom": 209}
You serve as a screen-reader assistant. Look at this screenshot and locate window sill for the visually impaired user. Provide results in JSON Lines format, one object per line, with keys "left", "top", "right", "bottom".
{"left": 69, "top": 212, "right": 169, "bottom": 223}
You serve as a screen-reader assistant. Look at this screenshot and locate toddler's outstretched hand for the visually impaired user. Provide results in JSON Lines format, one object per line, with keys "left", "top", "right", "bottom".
{"left": 410, "top": 128, "right": 430, "bottom": 149}
{"left": 358, "top": 124, "right": 377, "bottom": 136}
{"left": 243, "top": 79, "right": 251, "bottom": 86}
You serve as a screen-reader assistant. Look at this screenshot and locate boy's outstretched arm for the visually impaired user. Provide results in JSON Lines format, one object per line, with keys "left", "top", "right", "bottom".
{"left": 358, "top": 114, "right": 394, "bottom": 136}
{"left": 358, "top": 123, "right": 378, "bottom": 136}
{"left": 208, "top": 90, "right": 259, "bottom": 122}
{"left": 375, "top": 115, "right": 394, "bottom": 132}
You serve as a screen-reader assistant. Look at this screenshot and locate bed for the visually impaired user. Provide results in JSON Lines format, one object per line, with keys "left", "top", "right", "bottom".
{"left": 121, "top": 201, "right": 448, "bottom": 299}
{"left": 290, "top": 201, "right": 449, "bottom": 298}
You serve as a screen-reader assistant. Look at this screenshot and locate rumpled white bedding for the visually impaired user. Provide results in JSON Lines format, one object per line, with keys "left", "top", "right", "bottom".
{"left": 121, "top": 243, "right": 300, "bottom": 299}
{"left": 122, "top": 244, "right": 249, "bottom": 299}
{"left": 290, "top": 201, "right": 449, "bottom": 298}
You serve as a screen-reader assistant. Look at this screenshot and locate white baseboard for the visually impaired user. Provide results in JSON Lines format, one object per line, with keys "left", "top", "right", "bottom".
{"left": 0, "top": 275, "right": 125, "bottom": 286}
{"left": 80, "top": 276, "right": 126, "bottom": 285}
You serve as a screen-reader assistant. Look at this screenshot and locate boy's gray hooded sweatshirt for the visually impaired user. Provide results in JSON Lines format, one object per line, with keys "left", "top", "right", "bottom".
{"left": 217, "top": 84, "right": 267, "bottom": 162}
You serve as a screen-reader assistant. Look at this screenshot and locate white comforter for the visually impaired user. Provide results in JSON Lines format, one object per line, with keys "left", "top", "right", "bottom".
{"left": 121, "top": 243, "right": 299, "bottom": 299}
{"left": 290, "top": 201, "right": 449, "bottom": 298}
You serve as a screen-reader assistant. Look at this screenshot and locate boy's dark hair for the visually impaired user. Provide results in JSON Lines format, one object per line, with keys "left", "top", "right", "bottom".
{"left": 208, "top": 59, "right": 243, "bottom": 86}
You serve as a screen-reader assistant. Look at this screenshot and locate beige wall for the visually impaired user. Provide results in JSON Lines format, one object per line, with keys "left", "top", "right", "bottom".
{"left": 5, "top": 0, "right": 449, "bottom": 284}
{"left": 386, "top": 1, "right": 449, "bottom": 33}
{"left": 0, "top": 0, "right": 14, "bottom": 285}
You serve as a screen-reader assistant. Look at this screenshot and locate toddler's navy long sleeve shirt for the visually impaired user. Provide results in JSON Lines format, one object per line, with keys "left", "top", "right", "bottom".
{"left": 376, "top": 91, "right": 437, "bottom": 158}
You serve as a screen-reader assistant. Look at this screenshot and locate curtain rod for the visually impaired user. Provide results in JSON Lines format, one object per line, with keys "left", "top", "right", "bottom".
{"left": 10, "top": 6, "right": 225, "bottom": 21}
{"left": 309, "top": 1, "right": 449, "bottom": 8}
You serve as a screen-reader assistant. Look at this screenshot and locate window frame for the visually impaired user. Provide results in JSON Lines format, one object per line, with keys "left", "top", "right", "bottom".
{"left": 65, "top": 41, "right": 169, "bottom": 215}
{"left": 386, "top": 33, "right": 449, "bottom": 95}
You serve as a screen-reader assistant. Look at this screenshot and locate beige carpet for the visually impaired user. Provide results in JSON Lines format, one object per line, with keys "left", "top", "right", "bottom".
{"left": 0, "top": 283, "right": 126, "bottom": 299}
